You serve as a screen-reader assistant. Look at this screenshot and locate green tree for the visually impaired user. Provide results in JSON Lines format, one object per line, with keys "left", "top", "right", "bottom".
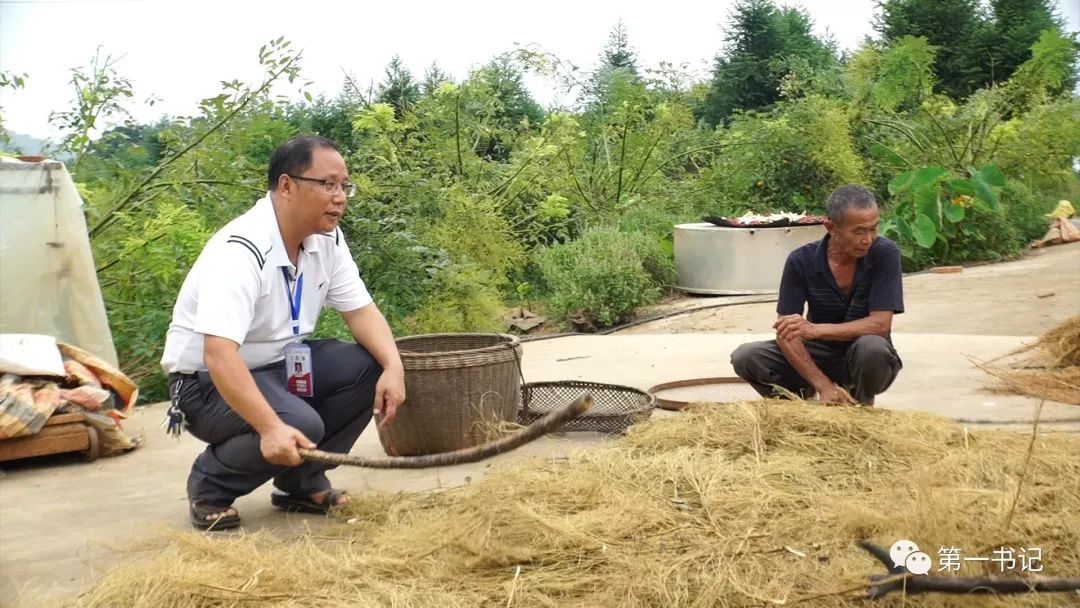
{"left": 701, "top": 94, "right": 865, "bottom": 215}
{"left": 285, "top": 93, "right": 358, "bottom": 148}
{"left": 702, "top": 0, "right": 781, "bottom": 125}
{"left": 479, "top": 56, "right": 544, "bottom": 130}
{"left": 875, "top": 0, "right": 985, "bottom": 99}
{"left": 600, "top": 20, "right": 639, "bottom": 74}
{"left": 1000, "top": 28, "right": 1080, "bottom": 113}
{"left": 48, "top": 48, "right": 135, "bottom": 173}
{"left": 376, "top": 55, "right": 420, "bottom": 118}
{"left": 76, "top": 118, "right": 173, "bottom": 182}
{"left": 464, "top": 56, "right": 544, "bottom": 161}
{"left": 876, "top": 0, "right": 1077, "bottom": 98}
{"left": 702, "top": 0, "right": 836, "bottom": 125}
{"left": 854, "top": 28, "right": 1079, "bottom": 179}
{"left": 584, "top": 21, "right": 642, "bottom": 113}
{"left": 422, "top": 62, "right": 452, "bottom": 96}
{"left": 984, "top": 0, "right": 1075, "bottom": 93}
{"left": 847, "top": 36, "right": 937, "bottom": 113}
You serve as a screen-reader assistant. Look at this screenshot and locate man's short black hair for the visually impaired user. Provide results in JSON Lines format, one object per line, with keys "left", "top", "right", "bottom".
{"left": 826, "top": 184, "right": 877, "bottom": 224}
{"left": 267, "top": 134, "right": 342, "bottom": 191}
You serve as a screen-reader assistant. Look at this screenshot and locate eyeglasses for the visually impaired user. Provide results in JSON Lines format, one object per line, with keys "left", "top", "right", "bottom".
{"left": 287, "top": 174, "right": 357, "bottom": 198}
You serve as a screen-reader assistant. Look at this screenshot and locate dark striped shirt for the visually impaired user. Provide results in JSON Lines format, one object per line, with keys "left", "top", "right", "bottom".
{"left": 777, "top": 235, "right": 904, "bottom": 344}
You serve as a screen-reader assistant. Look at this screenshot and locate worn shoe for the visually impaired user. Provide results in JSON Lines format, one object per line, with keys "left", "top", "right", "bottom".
{"left": 189, "top": 501, "right": 241, "bottom": 531}
{"left": 270, "top": 489, "right": 348, "bottom": 515}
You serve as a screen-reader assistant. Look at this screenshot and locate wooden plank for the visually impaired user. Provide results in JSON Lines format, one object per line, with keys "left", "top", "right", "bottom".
{"left": 931, "top": 265, "right": 963, "bottom": 274}
{"left": 0, "top": 425, "right": 91, "bottom": 462}
{"left": 22, "top": 423, "right": 88, "bottom": 440}
{"left": 0, "top": 422, "right": 87, "bottom": 442}
{"left": 44, "top": 413, "right": 88, "bottom": 426}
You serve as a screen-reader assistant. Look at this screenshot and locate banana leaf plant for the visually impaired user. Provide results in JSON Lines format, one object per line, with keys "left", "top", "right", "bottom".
{"left": 881, "top": 163, "right": 1006, "bottom": 259}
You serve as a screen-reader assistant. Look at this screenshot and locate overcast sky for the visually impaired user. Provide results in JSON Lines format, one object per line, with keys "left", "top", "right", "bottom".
{"left": 2, "top": 0, "right": 1078, "bottom": 140}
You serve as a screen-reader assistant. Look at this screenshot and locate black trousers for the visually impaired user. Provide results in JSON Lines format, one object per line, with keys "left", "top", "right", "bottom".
{"left": 170, "top": 339, "right": 381, "bottom": 505}
{"left": 731, "top": 335, "right": 902, "bottom": 404}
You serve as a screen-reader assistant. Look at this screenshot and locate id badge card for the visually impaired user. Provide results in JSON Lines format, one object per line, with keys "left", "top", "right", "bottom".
{"left": 284, "top": 342, "right": 314, "bottom": 397}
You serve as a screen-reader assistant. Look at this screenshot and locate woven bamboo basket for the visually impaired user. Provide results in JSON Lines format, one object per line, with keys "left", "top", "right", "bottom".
{"left": 518, "top": 380, "right": 655, "bottom": 434}
{"left": 377, "top": 333, "right": 523, "bottom": 456}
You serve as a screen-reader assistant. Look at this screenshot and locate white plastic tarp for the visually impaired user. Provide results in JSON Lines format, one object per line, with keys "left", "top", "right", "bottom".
{"left": 0, "top": 158, "right": 119, "bottom": 366}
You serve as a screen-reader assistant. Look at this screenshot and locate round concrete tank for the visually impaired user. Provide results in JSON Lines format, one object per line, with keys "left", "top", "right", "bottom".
{"left": 674, "top": 222, "right": 826, "bottom": 295}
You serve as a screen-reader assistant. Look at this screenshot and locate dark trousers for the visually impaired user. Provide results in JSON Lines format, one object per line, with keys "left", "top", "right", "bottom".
{"left": 170, "top": 339, "right": 381, "bottom": 505}
{"left": 731, "top": 335, "right": 902, "bottom": 404}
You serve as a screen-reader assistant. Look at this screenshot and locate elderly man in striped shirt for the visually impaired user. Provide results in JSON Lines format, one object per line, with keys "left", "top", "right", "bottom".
{"left": 731, "top": 185, "right": 904, "bottom": 406}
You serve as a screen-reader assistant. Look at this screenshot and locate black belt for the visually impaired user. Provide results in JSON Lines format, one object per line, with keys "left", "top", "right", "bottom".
{"left": 169, "top": 360, "right": 283, "bottom": 384}
{"left": 168, "top": 371, "right": 196, "bottom": 384}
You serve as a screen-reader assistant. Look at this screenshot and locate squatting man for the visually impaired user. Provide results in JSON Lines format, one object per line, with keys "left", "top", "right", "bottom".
{"left": 732, "top": 185, "right": 904, "bottom": 406}
{"left": 160, "top": 135, "right": 406, "bottom": 530}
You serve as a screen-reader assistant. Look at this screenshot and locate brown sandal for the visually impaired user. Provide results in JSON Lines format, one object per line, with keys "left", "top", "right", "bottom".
{"left": 190, "top": 501, "right": 241, "bottom": 530}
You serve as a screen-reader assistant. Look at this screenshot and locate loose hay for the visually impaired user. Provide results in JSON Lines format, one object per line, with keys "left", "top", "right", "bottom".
{"left": 984, "top": 316, "right": 1080, "bottom": 405}
{"left": 986, "top": 367, "right": 1080, "bottom": 406}
{"left": 53, "top": 402, "right": 1080, "bottom": 607}
{"left": 1006, "top": 316, "right": 1080, "bottom": 369}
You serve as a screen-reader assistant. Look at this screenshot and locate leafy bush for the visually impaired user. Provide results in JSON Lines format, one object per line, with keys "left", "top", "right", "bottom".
{"left": 993, "top": 98, "right": 1080, "bottom": 196}
{"left": 398, "top": 187, "right": 525, "bottom": 334}
{"left": 336, "top": 200, "right": 445, "bottom": 334}
{"left": 102, "top": 200, "right": 211, "bottom": 399}
{"left": 424, "top": 187, "right": 525, "bottom": 280}
{"left": 615, "top": 204, "right": 685, "bottom": 287}
{"left": 881, "top": 196, "right": 1024, "bottom": 270}
{"left": 943, "top": 199, "right": 1023, "bottom": 262}
{"left": 1003, "top": 181, "right": 1054, "bottom": 244}
{"left": 882, "top": 163, "right": 1008, "bottom": 266}
{"left": 701, "top": 95, "right": 864, "bottom": 215}
{"left": 405, "top": 265, "right": 506, "bottom": 334}
{"left": 536, "top": 230, "right": 662, "bottom": 328}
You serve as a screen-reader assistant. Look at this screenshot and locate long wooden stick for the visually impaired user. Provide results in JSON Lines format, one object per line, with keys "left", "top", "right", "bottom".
{"left": 858, "top": 541, "right": 1080, "bottom": 598}
{"left": 299, "top": 395, "right": 592, "bottom": 469}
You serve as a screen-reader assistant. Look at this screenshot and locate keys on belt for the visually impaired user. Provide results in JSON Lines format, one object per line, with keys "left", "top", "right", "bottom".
{"left": 161, "top": 376, "right": 188, "bottom": 439}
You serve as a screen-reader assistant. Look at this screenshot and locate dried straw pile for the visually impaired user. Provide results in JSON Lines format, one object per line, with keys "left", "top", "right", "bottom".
{"left": 64, "top": 402, "right": 1078, "bottom": 607}
{"left": 984, "top": 315, "right": 1080, "bottom": 405}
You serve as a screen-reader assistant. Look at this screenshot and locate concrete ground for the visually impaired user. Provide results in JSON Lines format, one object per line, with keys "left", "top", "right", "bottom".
{"left": 1, "top": 242, "right": 1077, "bottom": 603}
{"left": 622, "top": 241, "right": 1078, "bottom": 337}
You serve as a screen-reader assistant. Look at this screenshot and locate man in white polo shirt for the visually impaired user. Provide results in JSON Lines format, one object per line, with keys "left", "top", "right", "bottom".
{"left": 161, "top": 134, "right": 405, "bottom": 530}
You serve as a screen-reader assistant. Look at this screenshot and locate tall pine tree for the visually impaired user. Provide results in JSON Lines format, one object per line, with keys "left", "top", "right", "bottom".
{"left": 985, "top": 0, "right": 1071, "bottom": 90}
{"left": 376, "top": 55, "right": 420, "bottom": 118}
{"left": 599, "top": 20, "right": 639, "bottom": 75}
{"left": 421, "top": 63, "right": 451, "bottom": 97}
{"left": 874, "top": 0, "right": 985, "bottom": 99}
{"left": 701, "top": 0, "right": 835, "bottom": 126}
{"left": 876, "top": 0, "right": 1076, "bottom": 98}
{"left": 478, "top": 56, "right": 544, "bottom": 130}
{"left": 585, "top": 20, "right": 642, "bottom": 111}
{"left": 470, "top": 56, "right": 544, "bottom": 161}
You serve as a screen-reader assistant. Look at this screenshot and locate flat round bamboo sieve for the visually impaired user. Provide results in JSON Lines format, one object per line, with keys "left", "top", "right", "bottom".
{"left": 648, "top": 377, "right": 759, "bottom": 411}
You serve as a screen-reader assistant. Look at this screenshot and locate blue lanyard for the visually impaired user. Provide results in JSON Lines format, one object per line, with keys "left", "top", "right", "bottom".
{"left": 282, "top": 268, "right": 304, "bottom": 336}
